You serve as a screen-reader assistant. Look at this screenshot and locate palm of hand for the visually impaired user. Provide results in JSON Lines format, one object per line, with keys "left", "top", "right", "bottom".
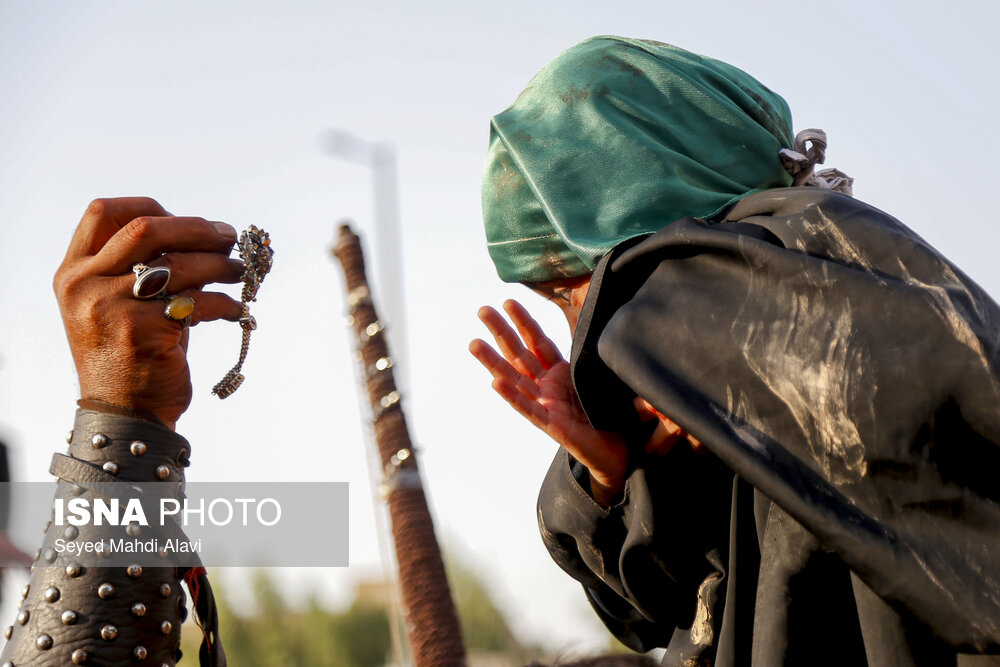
{"left": 471, "top": 300, "right": 627, "bottom": 500}
{"left": 534, "top": 360, "right": 626, "bottom": 478}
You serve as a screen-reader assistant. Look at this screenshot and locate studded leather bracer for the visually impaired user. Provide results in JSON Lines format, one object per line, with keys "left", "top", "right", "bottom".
{"left": 0, "top": 409, "right": 225, "bottom": 667}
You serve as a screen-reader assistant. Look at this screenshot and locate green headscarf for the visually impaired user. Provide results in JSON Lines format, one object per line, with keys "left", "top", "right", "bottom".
{"left": 483, "top": 36, "right": 795, "bottom": 283}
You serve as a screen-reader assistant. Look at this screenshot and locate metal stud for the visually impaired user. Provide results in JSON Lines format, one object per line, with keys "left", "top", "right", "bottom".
{"left": 130, "top": 440, "right": 148, "bottom": 456}
{"left": 102, "top": 461, "right": 119, "bottom": 475}
{"left": 71, "top": 484, "right": 86, "bottom": 496}
{"left": 347, "top": 285, "right": 370, "bottom": 308}
{"left": 131, "top": 602, "right": 147, "bottom": 618}
{"left": 91, "top": 433, "right": 108, "bottom": 449}
{"left": 177, "top": 449, "right": 190, "bottom": 467}
{"left": 66, "top": 563, "right": 83, "bottom": 578}
{"left": 66, "top": 430, "right": 74, "bottom": 444}
{"left": 4, "top": 625, "right": 11, "bottom": 640}
{"left": 42, "top": 520, "right": 51, "bottom": 534}
{"left": 21, "top": 584, "right": 29, "bottom": 599}
{"left": 43, "top": 548, "right": 56, "bottom": 563}
{"left": 63, "top": 525, "right": 79, "bottom": 540}
{"left": 159, "top": 582, "right": 172, "bottom": 598}
{"left": 33, "top": 548, "right": 40, "bottom": 562}
{"left": 127, "top": 564, "right": 142, "bottom": 578}
{"left": 381, "top": 390, "right": 401, "bottom": 410}
{"left": 36, "top": 634, "right": 53, "bottom": 650}
{"left": 16, "top": 610, "right": 29, "bottom": 625}
{"left": 374, "top": 390, "right": 401, "bottom": 419}
{"left": 100, "top": 624, "right": 118, "bottom": 640}
{"left": 42, "top": 587, "right": 60, "bottom": 603}
{"left": 133, "top": 646, "right": 148, "bottom": 660}
{"left": 155, "top": 465, "right": 170, "bottom": 480}
{"left": 97, "top": 582, "right": 115, "bottom": 599}
{"left": 71, "top": 648, "right": 89, "bottom": 664}
{"left": 61, "top": 610, "right": 78, "bottom": 625}
{"left": 2, "top": 661, "right": 11, "bottom": 667}
{"left": 362, "top": 321, "right": 384, "bottom": 342}
{"left": 126, "top": 523, "right": 141, "bottom": 537}
{"left": 160, "top": 620, "right": 173, "bottom": 635}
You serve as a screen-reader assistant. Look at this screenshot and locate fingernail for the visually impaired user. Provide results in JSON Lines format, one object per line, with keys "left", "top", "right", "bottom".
{"left": 213, "top": 222, "right": 237, "bottom": 242}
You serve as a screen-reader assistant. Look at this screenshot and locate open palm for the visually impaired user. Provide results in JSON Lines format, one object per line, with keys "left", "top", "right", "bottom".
{"left": 470, "top": 300, "right": 628, "bottom": 503}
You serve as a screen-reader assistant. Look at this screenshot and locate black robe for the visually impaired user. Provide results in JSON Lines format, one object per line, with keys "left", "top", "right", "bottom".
{"left": 537, "top": 188, "right": 1000, "bottom": 666}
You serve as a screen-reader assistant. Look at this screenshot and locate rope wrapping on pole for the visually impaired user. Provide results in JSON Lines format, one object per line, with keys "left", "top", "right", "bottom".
{"left": 333, "top": 223, "right": 467, "bottom": 667}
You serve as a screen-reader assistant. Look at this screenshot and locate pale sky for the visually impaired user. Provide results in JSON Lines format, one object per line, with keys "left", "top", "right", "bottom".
{"left": 1, "top": 0, "right": 998, "bottom": 656}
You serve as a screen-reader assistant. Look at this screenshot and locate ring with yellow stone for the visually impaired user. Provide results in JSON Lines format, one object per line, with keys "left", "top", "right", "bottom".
{"left": 163, "top": 295, "right": 195, "bottom": 323}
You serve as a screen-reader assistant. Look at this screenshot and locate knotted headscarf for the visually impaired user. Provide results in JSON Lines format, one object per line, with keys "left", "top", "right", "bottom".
{"left": 483, "top": 36, "right": 796, "bottom": 283}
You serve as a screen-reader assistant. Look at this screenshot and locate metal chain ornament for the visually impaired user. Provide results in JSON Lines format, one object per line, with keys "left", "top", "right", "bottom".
{"left": 212, "top": 225, "right": 273, "bottom": 398}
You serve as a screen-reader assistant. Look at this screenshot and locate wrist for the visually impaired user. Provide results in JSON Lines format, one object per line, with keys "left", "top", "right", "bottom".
{"left": 588, "top": 471, "right": 625, "bottom": 507}
{"left": 77, "top": 398, "right": 173, "bottom": 429}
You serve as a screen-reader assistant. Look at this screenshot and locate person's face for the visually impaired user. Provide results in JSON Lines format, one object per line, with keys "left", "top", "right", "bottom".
{"left": 526, "top": 275, "right": 593, "bottom": 334}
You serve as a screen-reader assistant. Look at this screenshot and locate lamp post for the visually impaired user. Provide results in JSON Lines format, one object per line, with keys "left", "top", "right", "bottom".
{"left": 321, "top": 129, "right": 409, "bottom": 392}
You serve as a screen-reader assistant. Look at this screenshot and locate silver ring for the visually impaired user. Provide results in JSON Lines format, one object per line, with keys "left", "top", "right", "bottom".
{"left": 132, "top": 263, "right": 171, "bottom": 300}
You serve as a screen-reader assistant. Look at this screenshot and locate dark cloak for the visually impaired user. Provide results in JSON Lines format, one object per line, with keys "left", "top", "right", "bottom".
{"left": 538, "top": 187, "right": 1000, "bottom": 665}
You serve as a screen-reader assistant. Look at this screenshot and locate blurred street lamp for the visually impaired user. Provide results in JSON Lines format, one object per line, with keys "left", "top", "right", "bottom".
{"left": 320, "top": 128, "right": 409, "bottom": 392}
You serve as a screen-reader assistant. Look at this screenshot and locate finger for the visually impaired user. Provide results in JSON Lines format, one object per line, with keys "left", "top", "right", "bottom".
{"left": 184, "top": 291, "right": 244, "bottom": 326}
{"left": 65, "top": 197, "right": 170, "bottom": 261}
{"left": 469, "top": 339, "right": 541, "bottom": 400}
{"left": 491, "top": 376, "right": 550, "bottom": 432}
{"left": 153, "top": 289, "right": 243, "bottom": 327}
{"left": 477, "top": 305, "right": 545, "bottom": 379}
{"left": 93, "top": 216, "right": 238, "bottom": 275}
{"left": 106, "top": 254, "right": 244, "bottom": 305}
{"left": 634, "top": 397, "right": 660, "bottom": 421}
{"left": 148, "top": 253, "right": 245, "bottom": 290}
{"left": 644, "top": 418, "right": 686, "bottom": 456}
{"left": 503, "top": 299, "right": 564, "bottom": 369}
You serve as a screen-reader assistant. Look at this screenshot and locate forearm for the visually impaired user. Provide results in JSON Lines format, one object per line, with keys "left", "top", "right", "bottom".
{"left": 1, "top": 409, "right": 191, "bottom": 666}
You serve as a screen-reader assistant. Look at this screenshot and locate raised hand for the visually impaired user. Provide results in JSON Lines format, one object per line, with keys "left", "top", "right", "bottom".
{"left": 470, "top": 299, "right": 628, "bottom": 505}
{"left": 53, "top": 198, "right": 245, "bottom": 428}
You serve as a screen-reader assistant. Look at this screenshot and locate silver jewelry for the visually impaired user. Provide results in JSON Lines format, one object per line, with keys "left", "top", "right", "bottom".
{"left": 213, "top": 225, "right": 273, "bottom": 398}
{"left": 131, "top": 263, "right": 171, "bottom": 299}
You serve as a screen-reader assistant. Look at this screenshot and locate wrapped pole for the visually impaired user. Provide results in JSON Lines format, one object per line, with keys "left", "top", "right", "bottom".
{"left": 333, "top": 224, "right": 466, "bottom": 667}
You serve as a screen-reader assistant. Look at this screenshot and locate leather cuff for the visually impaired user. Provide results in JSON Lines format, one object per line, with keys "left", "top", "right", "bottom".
{"left": 0, "top": 410, "right": 192, "bottom": 667}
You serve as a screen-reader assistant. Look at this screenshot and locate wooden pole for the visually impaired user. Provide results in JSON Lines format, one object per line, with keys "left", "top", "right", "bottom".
{"left": 333, "top": 224, "right": 466, "bottom": 667}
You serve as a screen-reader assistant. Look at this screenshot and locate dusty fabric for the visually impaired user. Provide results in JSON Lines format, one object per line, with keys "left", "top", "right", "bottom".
{"left": 539, "top": 187, "right": 1000, "bottom": 665}
{"left": 482, "top": 36, "right": 794, "bottom": 283}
